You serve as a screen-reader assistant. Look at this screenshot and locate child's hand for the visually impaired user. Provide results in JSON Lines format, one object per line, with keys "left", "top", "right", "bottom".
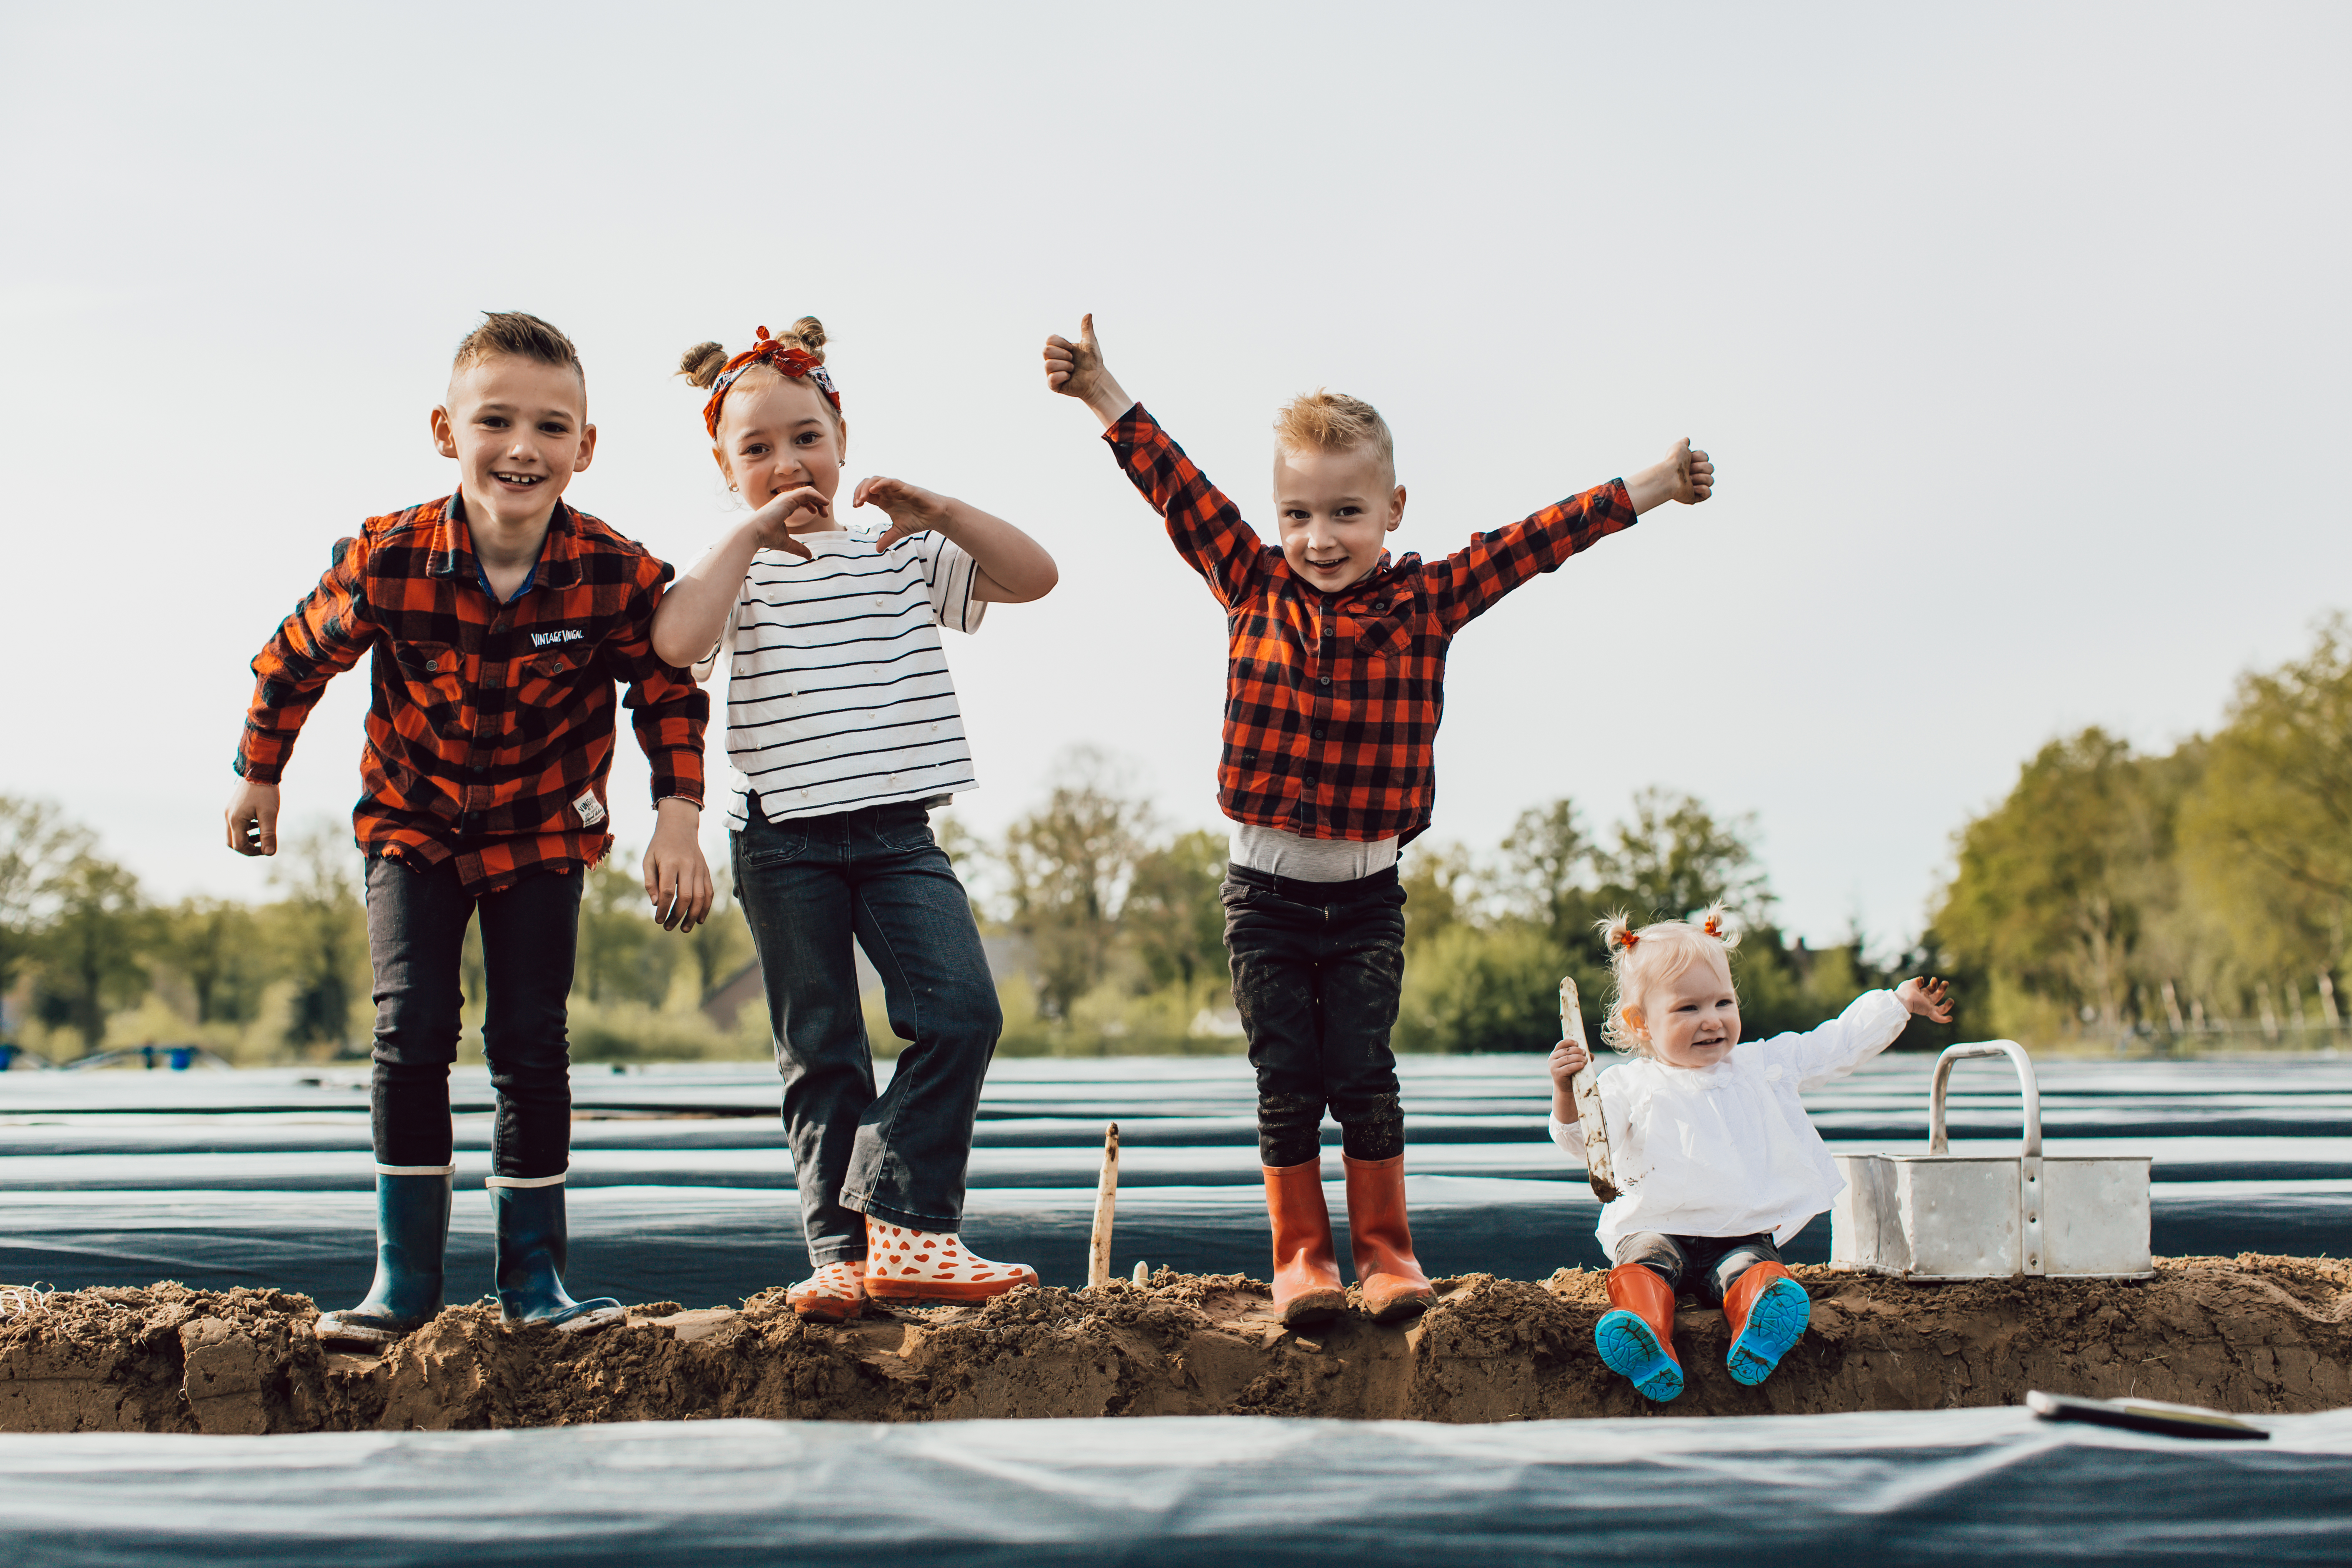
{"left": 853, "top": 476, "right": 952, "bottom": 550}
{"left": 1042, "top": 314, "right": 1133, "bottom": 428}
{"left": 1549, "top": 1037, "right": 1593, "bottom": 1090}
{"left": 1625, "top": 439, "right": 1715, "bottom": 513}
{"left": 643, "top": 801, "right": 713, "bottom": 933}
{"left": 223, "top": 780, "right": 280, "bottom": 856}
{"left": 745, "top": 486, "right": 823, "bottom": 558}
{"left": 1896, "top": 976, "right": 1954, "bottom": 1022}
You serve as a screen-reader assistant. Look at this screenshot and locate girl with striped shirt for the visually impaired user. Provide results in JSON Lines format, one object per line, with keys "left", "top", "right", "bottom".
{"left": 654, "top": 319, "right": 1058, "bottom": 1320}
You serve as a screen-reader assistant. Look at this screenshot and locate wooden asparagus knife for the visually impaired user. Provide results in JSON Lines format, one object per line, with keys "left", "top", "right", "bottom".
{"left": 1088, "top": 1122, "right": 1120, "bottom": 1290}
{"left": 1559, "top": 978, "right": 1619, "bottom": 1202}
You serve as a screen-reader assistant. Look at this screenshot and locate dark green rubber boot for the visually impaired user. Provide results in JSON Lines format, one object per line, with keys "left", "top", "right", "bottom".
{"left": 491, "top": 1178, "right": 625, "bottom": 1335}
{"left": 316, "top": 1167, "right": 453, "bottom": 1349}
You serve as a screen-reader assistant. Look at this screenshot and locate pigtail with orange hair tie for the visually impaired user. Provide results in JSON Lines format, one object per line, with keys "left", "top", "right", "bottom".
{"left": 1702, "top": 911, "right": 1725, "bottom": 940}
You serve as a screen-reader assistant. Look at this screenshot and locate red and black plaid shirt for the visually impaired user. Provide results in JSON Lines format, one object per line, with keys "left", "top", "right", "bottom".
{"left": 236, "top": 494, "right": 708, "bottom": 893}
{"left": 1106, "top": 405, "right": 1637, "bottom": 845}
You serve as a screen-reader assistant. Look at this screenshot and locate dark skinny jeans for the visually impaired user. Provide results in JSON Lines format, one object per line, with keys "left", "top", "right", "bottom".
{"left": 1220, "top": 863, "right": 1409, "bottom": 1168}
{"left": 366, "top": 855, "right": 582, "bottom": 1179}
{"left": 731, "top": 798, "right": 1003, "bottom": 1264}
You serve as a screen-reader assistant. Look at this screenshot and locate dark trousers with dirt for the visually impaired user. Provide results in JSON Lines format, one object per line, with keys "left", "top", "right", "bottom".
{"left": 1220, "top": 864, "right": 1431, "bottom": 1325}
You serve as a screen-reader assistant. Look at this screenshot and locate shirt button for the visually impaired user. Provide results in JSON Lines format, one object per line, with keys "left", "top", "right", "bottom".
{"left": 1313, "top": 728, "right": 1325, "bottom": 740}
{"left": 1319, "top": 675, "right": 1331, "bottom": 686}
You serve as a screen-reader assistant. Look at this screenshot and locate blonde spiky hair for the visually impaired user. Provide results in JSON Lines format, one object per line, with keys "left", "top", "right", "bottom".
{"left": 1273, "top": 389, "right": 1395, "bottom": 477}
{"left": 1597, "top": 903, "right": 1740, "bottom": 1058}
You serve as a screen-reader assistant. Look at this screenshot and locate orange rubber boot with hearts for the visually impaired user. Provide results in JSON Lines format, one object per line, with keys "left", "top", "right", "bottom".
{"left": 785, "top": 1260, "right": 867, "bottom": 1322}
{"left": 1341, "top": 1153, "right": 1436, "bottom": 1323}
{"left": 1263, "top": 1158, "right": 1347, "bottom": 1329}
{"left": 862, "top": 1220, "right": 1038, "bottom": 1305}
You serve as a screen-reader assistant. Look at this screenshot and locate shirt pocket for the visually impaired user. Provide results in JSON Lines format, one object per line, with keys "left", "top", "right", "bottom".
{"left": 517, "top": 644, "right": 595, "bottom": 709}
{"left": 392, "top": 641, "right": 465, "bottom": 710}
{"left": 1351, "top": 609, "right": 1413, "bottom": 679}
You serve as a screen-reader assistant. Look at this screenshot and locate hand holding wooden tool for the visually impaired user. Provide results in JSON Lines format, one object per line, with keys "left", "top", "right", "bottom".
{"left": 1560, "top": 978, "right": 1619, "bottom": 1202}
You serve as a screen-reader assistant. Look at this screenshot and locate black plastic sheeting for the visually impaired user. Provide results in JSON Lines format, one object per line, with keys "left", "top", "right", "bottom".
{"left": 3, "top": 1056, "right": 2348, "bottom": 1303}
{"left": 2, "top": 1410, "right": 2348, "bottom": 1567}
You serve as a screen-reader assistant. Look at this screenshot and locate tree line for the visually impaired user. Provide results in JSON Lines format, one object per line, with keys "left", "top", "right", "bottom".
{"left": 8, "top": 616, "right": 2344, "bottom": 1061}
{"left": 1928, "top": 616, "right": 2352, "bottom": 1046}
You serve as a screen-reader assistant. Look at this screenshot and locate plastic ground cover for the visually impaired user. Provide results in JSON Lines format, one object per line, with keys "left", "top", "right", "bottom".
{"left": 1, "top": 1409, "right": 2347, "bottom": 1567}
{"left": 3, "top": 1056, "right": 2347, "bottom": 1302}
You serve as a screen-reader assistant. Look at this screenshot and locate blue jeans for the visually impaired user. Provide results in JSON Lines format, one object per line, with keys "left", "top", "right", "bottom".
{"left": 365, "top": 855, "right": 582, "bottom": 1179}
{"left": 1220, "top": 864, "right": 1410, "bottom": 1167}
{"left": 731, "top": 798, "right": 1003, "bottom": 1264}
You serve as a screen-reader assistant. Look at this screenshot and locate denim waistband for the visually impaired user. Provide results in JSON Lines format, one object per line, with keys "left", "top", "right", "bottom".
{"left": 1225, "top": 861, "right": 1401, "bottom": 906}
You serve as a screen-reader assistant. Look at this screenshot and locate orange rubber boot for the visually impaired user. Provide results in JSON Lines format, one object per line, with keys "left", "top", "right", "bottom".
{"left": 1722, "top": 1260, "right": 1809, "bottom": 1386}
{"left": 1263, "top": 1158, "right": 1348, "bottom": 1328}
{"left": 1341, "top": 1153, "right": 1437, "bottom": 1324}
{"left": 1594, "top": 1264, "right": 1684, "bottom": 1402}
{"left": 785, "top": 1259, "right": 867, "bottom": 1322}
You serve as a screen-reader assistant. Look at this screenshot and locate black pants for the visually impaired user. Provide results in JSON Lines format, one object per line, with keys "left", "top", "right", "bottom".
{"left": 1616, "top": 1231, "right": 1782, "bottom": 1307}
{"left": 365, "top": 855, "right": 582, "bottom": 1179}
{"left": 1220, "top": 864, "right": 1408, "bottom": 1168}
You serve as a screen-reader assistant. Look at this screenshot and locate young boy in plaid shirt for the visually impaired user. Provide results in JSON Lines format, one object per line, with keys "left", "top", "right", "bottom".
{"left": 1045, "top": 316, "right": 1714, "bottom": 1327}
{"left": 223, "top": 312, "right": 713, "bottom": 1347}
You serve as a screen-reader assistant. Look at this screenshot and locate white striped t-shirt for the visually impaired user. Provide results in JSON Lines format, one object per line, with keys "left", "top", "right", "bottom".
{"left": 719, "top": 527, "right": 985, "bottom": 829}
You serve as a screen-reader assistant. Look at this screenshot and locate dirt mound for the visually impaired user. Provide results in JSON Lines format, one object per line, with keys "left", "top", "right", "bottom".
{"left": 0, "top": 1257, "right": 2343, "bottom": 1433}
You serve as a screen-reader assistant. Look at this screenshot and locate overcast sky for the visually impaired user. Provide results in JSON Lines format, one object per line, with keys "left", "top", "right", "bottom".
{"left": 3, "top": 3, "right": 2345, "bottom": 949}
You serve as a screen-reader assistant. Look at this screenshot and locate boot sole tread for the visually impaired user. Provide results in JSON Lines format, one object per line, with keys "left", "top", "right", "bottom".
{"left": 1595, "top": 1309, "right": 1684, "bottom": 1402}
{"left": 1727, "top": 1278, "right": 1810, "bottom": 1386}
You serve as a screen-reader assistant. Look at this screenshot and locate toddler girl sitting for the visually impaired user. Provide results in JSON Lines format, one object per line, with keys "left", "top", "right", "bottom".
{"left": 1548, "top": 909, "right": 1952, "bottom": 1401}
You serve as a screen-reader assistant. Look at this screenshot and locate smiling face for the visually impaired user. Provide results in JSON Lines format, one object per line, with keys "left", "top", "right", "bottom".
{"left": 1624, "top": 953, "right": 1743, "bottom": 1070}
{"left": 431, "top": 354, "right": 594, "bottom": 532}
{"left": 1272, "top": 442, "right": 1405, "bottom": 593}
{"left": 713, "top": 372, "right": 845, "bottom": 521}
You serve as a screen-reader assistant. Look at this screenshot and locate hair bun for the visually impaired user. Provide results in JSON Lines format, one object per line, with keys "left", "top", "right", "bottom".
{"left": 783, "top": 316, "right": 827, "bottom": 363}
{"left": 1599, "top": 913, "right": 1638, "bottom": 953}
{"left": 677, "top": 341, "right": 728, "bottom": 389}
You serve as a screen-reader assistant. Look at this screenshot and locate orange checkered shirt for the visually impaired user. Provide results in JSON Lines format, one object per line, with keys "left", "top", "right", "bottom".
{"left": 235, "top": 494, "right": 708, "bottom": 893}
{"left": 1105, "top": 405, "right": 1637, "bottom": 845}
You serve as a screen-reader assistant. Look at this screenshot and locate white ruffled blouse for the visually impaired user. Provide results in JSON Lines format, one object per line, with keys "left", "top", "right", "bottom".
{"left": 1548, "top": 988, "right": 1912, "bottom": 1254}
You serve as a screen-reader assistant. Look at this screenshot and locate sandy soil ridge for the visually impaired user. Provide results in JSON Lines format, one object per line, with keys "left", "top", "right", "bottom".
{"left": 0, "top": 1256, "right": 2342, "bottom": 1433}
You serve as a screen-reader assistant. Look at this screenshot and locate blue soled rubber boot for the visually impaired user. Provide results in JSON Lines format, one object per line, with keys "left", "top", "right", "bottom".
{"left": 1594, "top": 1263, "right": 1684, "bottom": 1402}
{"left": 1723, "top": 1261, "right": 1810, "bottom": 1386}
{"left": 316, "top": 1166, "right": 453, "bottom": 1349}
{"left": 490, "top": 1177, "right": 625, "bottom": 1335}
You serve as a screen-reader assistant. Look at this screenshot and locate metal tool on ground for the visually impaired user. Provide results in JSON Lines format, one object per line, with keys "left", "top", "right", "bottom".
{"left": 2027, "top": 1390, "right": 2267, "bottom": 1441}
{"left": 1559, "top": 978, "right": 1619, "bottom": 1202}
{"left": 1831, "top": 1041, "right": 2152, "bottom": 1280}
{"left": 1088, "top": 1122, "right": 1119, "bottom": 1290}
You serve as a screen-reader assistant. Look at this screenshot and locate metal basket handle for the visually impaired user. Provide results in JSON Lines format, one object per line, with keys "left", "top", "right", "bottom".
{"left": 1928, "top": 1040, "right": 2047, "bottom": 1276}
{"left": 1928, "top": 1040, "right": 2042, "bottom": 1157}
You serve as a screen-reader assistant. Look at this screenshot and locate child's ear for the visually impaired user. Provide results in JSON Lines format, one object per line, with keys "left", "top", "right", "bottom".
{"left": 836, "top": 418, "right": 849, "bottom": 464}
{"left": 572, "top": 422, "right": 597, "bottom": 473}
{"left": 1620, "top": 1004, "right": 1645, "bottom": 1036}
{"left": 1387, "top": 484, "right": 1407, "bottom": 533}
{"left": 430, "top": 405, "right": 457, "bottom": 460}
{"left": 710, "top": 445, "right": 734, "bottom": 490}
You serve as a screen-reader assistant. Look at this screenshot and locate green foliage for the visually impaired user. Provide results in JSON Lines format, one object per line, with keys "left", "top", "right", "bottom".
{"left": 576, "top": 855, "right": 678, "bottom": 1008}
{"left": 1001, "top": 747, "right": 1155, "bottom": 1020}
{"left": 1395, "top": 918, "right": 1566, "bottom": 1053}
{"left": 1125, "top": 829, "right": 1229, "bottom": 991}
{"left": 266, "top": 823, "right": 368, "bottom": 1054}
{"left": 162, "top": 897, "right": 268, "bottom": 1025}
{"left": 1933, "top": 617, "right": 2352, "bottom": 1045}
{"left": 33, "top": 853, "right": 155, "bottom": 1054}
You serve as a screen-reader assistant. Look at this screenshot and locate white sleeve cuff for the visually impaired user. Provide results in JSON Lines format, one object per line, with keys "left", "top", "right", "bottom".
{"left": 1548, "top": 1116, "right": 1585, "bottom": 1154}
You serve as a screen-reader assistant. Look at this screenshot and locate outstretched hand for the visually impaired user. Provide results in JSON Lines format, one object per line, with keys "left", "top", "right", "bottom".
{"left": 1896, "top": 976, "right": 1955, "bottom": 1022}
{"left": 1042, "top": 314, "right": 1132, "bottom": 427}
{"left": 854, "top": 476, "right": 952, "bottom": 550}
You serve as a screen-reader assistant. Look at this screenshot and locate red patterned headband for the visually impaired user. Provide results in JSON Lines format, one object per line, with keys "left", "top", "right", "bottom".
{"left": 702, "top": 325, "right": 841, "bottom": 437}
